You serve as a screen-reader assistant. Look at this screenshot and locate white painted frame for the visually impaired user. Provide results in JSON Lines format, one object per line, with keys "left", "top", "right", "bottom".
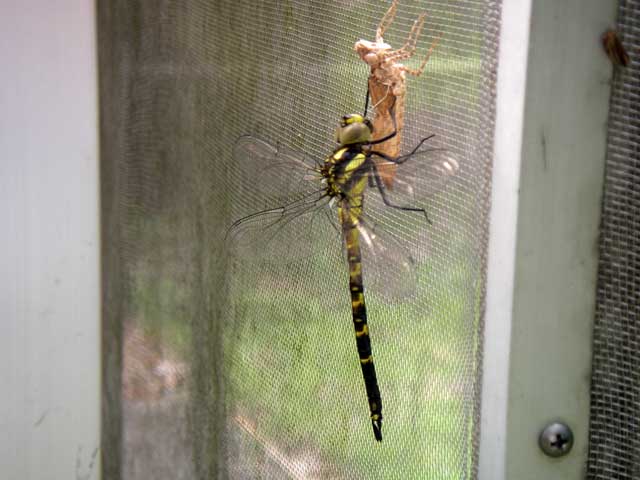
{"left": 479, "top": 0, "right": 617, "bottom": 479}
{"left": 0, "top": 2, "right": 101, "bottom": 479}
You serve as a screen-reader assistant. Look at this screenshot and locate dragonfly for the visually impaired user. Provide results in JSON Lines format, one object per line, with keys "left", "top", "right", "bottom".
{"left": 227, "top": 100, "right": 458, "bottom": 442}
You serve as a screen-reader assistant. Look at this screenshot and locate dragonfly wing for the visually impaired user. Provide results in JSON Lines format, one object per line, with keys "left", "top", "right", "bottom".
{"left": 230, "top": 136, "right": 321, "bottom": 210}
{"left": 366, "top": 147, "right": 459, "bottom": 215}
{"left": 341, "top": 147, "right": 459, "bottom": 301}
{"left": 227, "top": 136, "right": 329, "bottom": 261}
{"left": 227, "top": 196, "right": 332, "bottom": 259}
{"left": 349, "top": 211, "right": 418, "bottom": 301}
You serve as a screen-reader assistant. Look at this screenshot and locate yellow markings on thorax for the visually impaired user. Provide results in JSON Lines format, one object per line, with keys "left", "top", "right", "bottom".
{"left": 330, "top": 149, "right": 367, "bottom": 188}
{"left": 347, "top": 178, "right": 368, "bottom": 209}
{"left": 360, "top": 356, "right": 373, "bottom": 364}
{"left": 344, "top": 153, "right": 366, "bottom": 173}
{"left": 332, "top": 148, "right": 348, "bottom": 162}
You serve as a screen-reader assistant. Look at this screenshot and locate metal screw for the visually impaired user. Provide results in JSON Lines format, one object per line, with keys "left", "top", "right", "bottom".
{"left": 539, "top": 422, "right": 574, "bottom": 458}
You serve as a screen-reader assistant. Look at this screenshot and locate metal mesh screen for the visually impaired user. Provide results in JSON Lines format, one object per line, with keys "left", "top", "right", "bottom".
{"left": 587, "top": 2, "right": 640, "bottom": 479}
{"left": 98, "top": 1, "right": 500, "bottom": 478}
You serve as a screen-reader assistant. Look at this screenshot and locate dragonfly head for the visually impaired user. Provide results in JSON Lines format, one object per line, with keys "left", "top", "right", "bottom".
{"left": 336, "top": 114, "right": 373, "bottom": 145}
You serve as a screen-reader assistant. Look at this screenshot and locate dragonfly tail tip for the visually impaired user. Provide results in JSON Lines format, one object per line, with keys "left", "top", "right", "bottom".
{"left": 372, "top": 420, "right": 383, "bottom": 442}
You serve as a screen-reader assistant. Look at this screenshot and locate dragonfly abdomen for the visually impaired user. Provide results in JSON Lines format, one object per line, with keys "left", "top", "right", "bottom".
{"left": 328, "top": 145, "right": 383, "bottom": 441}
{"left": 341, "top": 208, "right": 383, "bottom": 442}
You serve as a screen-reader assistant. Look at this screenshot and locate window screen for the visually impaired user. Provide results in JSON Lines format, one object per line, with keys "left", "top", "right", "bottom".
{"left": 587, "top": 2, "right": 640, "bottom": 479}
{"left": 98, "top": 1, "right": 500, "bottom": 478}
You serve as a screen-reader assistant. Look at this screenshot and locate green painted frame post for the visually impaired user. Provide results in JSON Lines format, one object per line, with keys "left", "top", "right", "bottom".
{"left": 479, "top": 0, "right": 617, "bottom": 479}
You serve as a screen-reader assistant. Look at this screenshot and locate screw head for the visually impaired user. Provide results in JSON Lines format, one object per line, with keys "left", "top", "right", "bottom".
{"left": 539, "top": 422, "right": 574, "bottom": 458}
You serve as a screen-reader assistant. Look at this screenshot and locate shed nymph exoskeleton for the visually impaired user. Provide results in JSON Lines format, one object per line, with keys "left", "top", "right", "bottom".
{"left": 355, "top": 0, "right": 441, "bottom": 188}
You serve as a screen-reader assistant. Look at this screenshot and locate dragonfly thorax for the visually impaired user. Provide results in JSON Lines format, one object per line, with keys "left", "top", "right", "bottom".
{"left": 321, "top": 144, "right": 370, "bottom": 203}
{"left": 320, "top": 161, "right": 343, "bottom": 199}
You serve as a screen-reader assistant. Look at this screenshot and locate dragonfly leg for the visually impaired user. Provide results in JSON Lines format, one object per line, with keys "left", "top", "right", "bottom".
{"left": 371, "top": 163, "right": 431, "bottom": 224}
{"left": 388, "top": 12, "right": 426, "bottom": 60}
{"left": 403, "top": 32, "right": 443, "bottom": 77}
{"left": 370, "top": 134, "right": 437, "bottom": 165}
{"left": 365, "top": 97, "right": 398, "bottom": 146}
{"left": 376, "top": 0, "right": 398, "bottom": 43}
{"left": 363, "top": 84, "right": 370, "bottom": 117}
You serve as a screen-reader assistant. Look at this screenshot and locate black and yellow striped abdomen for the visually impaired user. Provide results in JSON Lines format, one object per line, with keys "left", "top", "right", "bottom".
{"left": 326, "top": 146, "right": 383, "bottom": 441}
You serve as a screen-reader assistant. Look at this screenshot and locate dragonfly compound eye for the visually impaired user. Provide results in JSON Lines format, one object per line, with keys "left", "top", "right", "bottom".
{"left": 337, "top": 122, "right": 372, "bottom": 145}
{"left": 364, "top": 118, "right": 373, "bottom": 133}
